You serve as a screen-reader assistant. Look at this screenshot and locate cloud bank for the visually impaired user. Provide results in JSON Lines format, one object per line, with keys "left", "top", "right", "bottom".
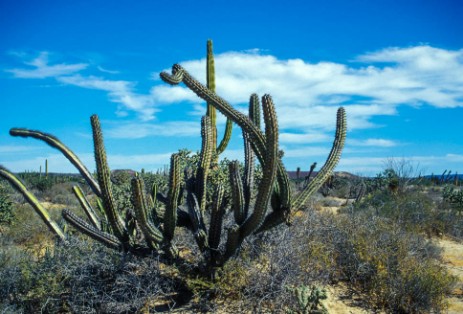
{"left": 5, "top": 45, "right": 463, "bottom": 145}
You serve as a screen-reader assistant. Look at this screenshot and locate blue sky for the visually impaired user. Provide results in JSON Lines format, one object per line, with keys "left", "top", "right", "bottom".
{"left": 1, "top": 0, "right": 462, "bottom": 176}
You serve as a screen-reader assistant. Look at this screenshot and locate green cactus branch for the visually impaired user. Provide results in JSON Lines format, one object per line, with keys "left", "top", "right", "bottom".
{"left": 0, "top": 165, "right": 66, "bottom": 240}
{"left": 131, "top": 178, "right": 164, "bottom": 249}
{"left": 72, "top": 185, "right": 101, "bottom": 229}
{"left": 196, "top": 116, "right": 214, "bottom": 212}
{"left": 9, "top": 128, "right": 101, "bottom": 196}
{"left": 206, "top": 39, "right": 233, "bottom": 156}
{"left": 62, "top": 208, "right": 121, "bottom": 249}
{"left": 291, "top": 107, "right": 346, "bottom": 212}
{"left": 164, "top": 153, "right": 181, "bottom": 244}
{"left": 91, "top": 115, "right": 129, "bottom": 245}
{"left": 240, "top": 94, "right": 279, "bottom": 238}
{"left": 229, "top": 161, "right": 245, "bottom": 225}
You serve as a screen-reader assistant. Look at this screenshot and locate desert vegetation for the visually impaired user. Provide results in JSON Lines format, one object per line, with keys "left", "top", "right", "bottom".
{"left": 0, "top": 42, "right": 462, "bottom": 313}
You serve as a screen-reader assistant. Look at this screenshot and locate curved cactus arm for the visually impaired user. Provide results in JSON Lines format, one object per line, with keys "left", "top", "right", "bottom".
{"left": 62, "top": 208, "right": 121, "bottom": 249}
{"left": 131, "top": 178, "right": 163, "bottom": 249}
{"left": 160, "top": 65, "right": 292, "bottom": 211}
{"left": 292, "top": 107, "right": 347, "bottom": 212}
{"left": 72, "top": 185, "right": 101, "bottom": 229}
{"left": 0, "top": 165, "right": 66, "bottom": 240}
{"left": 216, "top": 119, "right": 233, "bottom": 155}
{"left": 228, "top": 161, "right": 245, "bottom": 225}
{"left": 9, "top": 128, "right": 101, "bottom": 197}
{"left": 161, "top": 64, "right": 266, "bottom": 163}
{"left": 196, "top": 116, "right": 214, "bottom": 212}
{"left": 164, "top": 153, "right": 181, "bottom": 243}
{"left": 91, "top": 115, "right": 129, "bottom": 244}
{"left": 240, "top": 95, "right": 279, "bottom": 237}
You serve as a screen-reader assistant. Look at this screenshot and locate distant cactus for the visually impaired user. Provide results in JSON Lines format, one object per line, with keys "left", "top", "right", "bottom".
{"left": 0, "top": 48, "right": 346, "bottom": 271}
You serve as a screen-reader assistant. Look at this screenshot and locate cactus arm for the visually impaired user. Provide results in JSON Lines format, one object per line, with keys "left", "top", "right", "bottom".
{"left": 164, "top": 153, "right": 181, "bottom": 243}
{"left": 206, "top": 39, "right": 217, "bottom": 149}
{"left": 0, "top": 165, "right": 66, "bottom": 240}
{"left": 208, "top": 184, "right": 225, "bottom": 251}
{"left": 196, "top": 116, "right": 214, "bottom": 212}
{"left": 160, "top": 65, "right": 292, "bottom": 211}
{"left": 216, "top": 119, "right": 233, "bottom": 155}
{"left": 9, "top": 128, "right": 101, "bottom": 197}
{"left": 206, "top": 39, "right": 233, "bottom": 156}
{"left": 160, "top": 64, "right": 266, "bottom": 161}
{"left": 292, "top": 107, "right": 347, "bottom": 212}
{"left": 186, "top": 191, "right": 208, "bottom": 251}
{"left": 240, "top": 95, "right": 279, "bottom": 237}
{"left": 243, "top": 94, "right": 260, "bottom": 218}
{"left": 62, "top": 208, "right": 121, "bottom": 249}
{"left": 131, "top": 178, "right": 163, "bottom": 248}
{"left": 91, "top": 115, "right": 129, "bottom": 244}
{"left": 72, "top": 185, "right": 101, "bottom": 229}
{"left": 228, "top": 161, "right": 245, "bottom": 225}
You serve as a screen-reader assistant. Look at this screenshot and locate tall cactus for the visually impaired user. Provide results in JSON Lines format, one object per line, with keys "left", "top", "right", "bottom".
{"left": 0, "top": 47, "right": 346, "bottom": 270}
{"left": 206, "top": 39, "right": 233, "bottom": 158}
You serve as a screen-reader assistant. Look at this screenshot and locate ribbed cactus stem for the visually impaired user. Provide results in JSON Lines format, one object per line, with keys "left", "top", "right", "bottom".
{"left": 164, "top": 153, "right": 181, "bottom": 243}
{"left": 206, "top": 39, "right": 216, "bottom": 128}
{"left": 91, "top": 115, "right": 129, "bottom": 244}
{"left": 0, "top": 166, "right": 66, "bottom": 240}
{"left": 206, "top": 39, "right": 233, "bottom": 156}
{"left": 196, "top": 116, "right": 214, "bottom": 212}
{"left": 292, "top": 107, "right": 346, "bottom": 212}
{"left": 243, "top": 94, "right": 260, "bottom": 217}
{"left": 9, "top": 128, "right": 101, "bottom": 196}
{"left": 72, "top": 185, "right": 101, "bottom": 229}
{"left": 62, "top": 208, "right": 121, "bottom": 249}
{"left": 131, "top": 178, "right": 163, "bottom": 248}
{"left": 228, "top": 161, "right": 245, "bottom": 225}
{"left": 240, "top": 95, "right": 279, "bottom": 237}
{"left": 208, "top": 184, "right": 225, "bottom": 251}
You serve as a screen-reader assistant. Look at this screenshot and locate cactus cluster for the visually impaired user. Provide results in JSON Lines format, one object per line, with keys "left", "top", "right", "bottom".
{"left": 0, "top": 43, "right": 346, "bottom": 269}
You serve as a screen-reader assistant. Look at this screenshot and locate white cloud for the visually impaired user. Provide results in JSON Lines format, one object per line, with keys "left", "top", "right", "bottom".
{"left": 155, "top": 45, "right": 462, "bottom": 133}
{"left": 7, "top": 46, "right": 463, "bottom": 143}
{"left": 348, "top": 138, "right": 398, "bottom": 147}
{"left": 6, "top": 52, "right": 88, "bottom": 78}
{"left": 97, "top": 66, "right": 120, "bottom": 74}
{"left": 0, "top": 145, "right": 41, "bottom": 153}
{"left": 58, "top": 75, "right": 157, "bottom": 121}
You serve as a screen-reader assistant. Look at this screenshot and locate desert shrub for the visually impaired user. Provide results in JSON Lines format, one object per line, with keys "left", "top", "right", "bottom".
{"left": 0, "top": 183, "right": 14, "bottom": 226}
{"left": 326, "top": 211, "right": 456, "bottom": 313}
{"left": 0, "top": 238, "right": 185, "bottom": 313}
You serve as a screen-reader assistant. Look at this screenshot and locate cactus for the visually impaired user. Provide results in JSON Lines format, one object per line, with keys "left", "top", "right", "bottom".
{"left": 206, "top": 39, "right": 233, "bottom": 158}
{"left": 0, "top": 49, "right": 346, "bottom": 270}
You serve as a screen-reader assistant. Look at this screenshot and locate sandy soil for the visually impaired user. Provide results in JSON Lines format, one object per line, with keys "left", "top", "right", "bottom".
{"left": 439, "top": 237, "right": 463, "bottom": 314}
